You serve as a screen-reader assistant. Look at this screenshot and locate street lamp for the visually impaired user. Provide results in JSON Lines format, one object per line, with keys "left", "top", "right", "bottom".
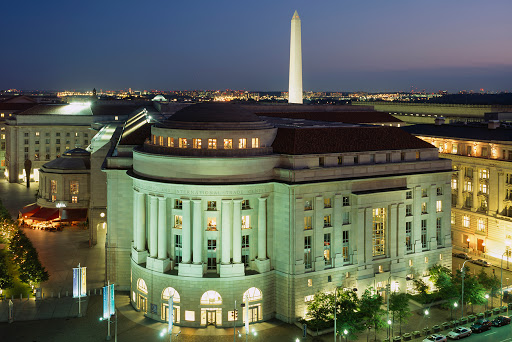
{"left": 451, "top": 302, "right": 458, "bottom": 321}
{"left": 466, "top": 238, "right": 470, "bottom": 250}
{"left": 461, "top": 260, "right": 470, "bottom": 320}
{"left": 343, "top": 329, "right": 348, "bottom": 342}
{"left": 387, "top": 319, "right": 392, "bottom": 339}
{"left": 485, "top": 294, "right": 489, "bottom": 311}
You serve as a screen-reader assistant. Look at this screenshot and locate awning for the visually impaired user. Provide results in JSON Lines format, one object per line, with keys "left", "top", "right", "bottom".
{"left": 30, "top": 208, "right": 59, "bottom": 221}
{"left": 60, "top": 209, "right": 88, "bottom": 222}
{"left": 20, "top": 203, "right": 40, "bottom": 218}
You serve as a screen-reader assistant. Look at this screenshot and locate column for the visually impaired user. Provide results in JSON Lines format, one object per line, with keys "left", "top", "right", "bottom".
{"left": 132, "top": 190, "right": 138, "bottom": 245}
{"left": 488, "top": 167, "right": 498, "bottom": 214}
{"left": 413, "top": 186, "right": 422, "bottom": 252}
{"left": 356, "top": 208, "right": 365, "bottom": 265}
{"left": 457, "top": 166, "right": 464, "bottom": 208}
{"left": 192, "top": 199, "right": 202, "bottom": 264}
{"left": 221, "top": 200, "right": 232, "bottom": 264}
{"left": 149, "top": 196, "right": 158, "bottom": 258}
{"left": 472, "top": 168, "right": 478, "bottom": 211}
{"left": 389, "top": 204, "right": 397, "bottom": 259}
{"left": 157, "top": 197, "right": 167, "bottom": 260}
{"left": 397, "top": 204, "right": 405, "bottom": 257}
{"left": 182, "top": 199, "right": 191, "bottom": 264}
{"left": 233, "top": 200, "right": 242, "bottom": 263}
{"left": 136, "top": 192, "right": 146, "bottom": 251}
{"left": 364, "top": 208, "right": 373, "bottom": 263}
{"left": 257, "top": 198, "right": 267, "bottom": 260}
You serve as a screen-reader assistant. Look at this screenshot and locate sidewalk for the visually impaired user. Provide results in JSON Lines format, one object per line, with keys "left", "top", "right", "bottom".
{"left": 0, "top": 295, "right": 89, "bottom": 322}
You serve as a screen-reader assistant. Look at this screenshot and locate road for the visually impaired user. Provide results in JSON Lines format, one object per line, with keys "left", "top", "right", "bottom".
{"left": 456, "top": 324, "right": 512, "bottom": 342}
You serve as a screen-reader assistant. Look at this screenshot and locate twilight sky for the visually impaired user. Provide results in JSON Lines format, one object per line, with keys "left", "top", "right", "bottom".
{"left": 2, "top": 0, "right": 512, "bottom": 92}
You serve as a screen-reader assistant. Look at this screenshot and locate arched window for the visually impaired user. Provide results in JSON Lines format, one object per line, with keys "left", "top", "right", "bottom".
{"left": 243, "top": 287, "right": 262, "bottom": 302}
{"left": 162, "top": 287, "right": 180, "bottom": 303}
{"left": 200, "top": 290, "right": 222, "bottom": 305}
{"left": 137, "top": 278, "right": 148, "bottom": 294}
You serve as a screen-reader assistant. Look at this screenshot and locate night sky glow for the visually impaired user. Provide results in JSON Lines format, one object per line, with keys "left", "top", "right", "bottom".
{"left": 2, "top": 0, "right": 512, "bottom": 92}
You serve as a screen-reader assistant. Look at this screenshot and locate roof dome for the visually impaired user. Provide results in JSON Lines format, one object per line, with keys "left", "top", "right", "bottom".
{"left": 162, "top": 103, "right": 274, "bottom": 130}
{"left": 42, "top": 148, "right": 91, "bottom": 170}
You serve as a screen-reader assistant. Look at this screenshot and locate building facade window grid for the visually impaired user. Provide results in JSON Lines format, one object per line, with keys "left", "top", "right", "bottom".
{"left": 304, "top": 236, "right": 312, "bottom": 269}
{"left": 372, "top": 208, "right": 386, "bottom": 257}
{"left": 421, "top": 219, "right": 428, "bottom": 249}
{"left": 405, "top": 221, "right": 412, "bottom": 252}
{"left": 342, "top": 230, "right": 349, "bottom": 262}
{"left": 323, "top": 233, "right": 331, "bottom": 267}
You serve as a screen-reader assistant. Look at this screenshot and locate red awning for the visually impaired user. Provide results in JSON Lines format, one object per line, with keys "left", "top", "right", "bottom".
{"left": 60, "top": 209, "right": 88, "bottom": 222}
{"left": 20, "top": 203, "right": 40, "bottom": 218}
{"left": 30, "top": 208, "right": 59, "bottom": 221}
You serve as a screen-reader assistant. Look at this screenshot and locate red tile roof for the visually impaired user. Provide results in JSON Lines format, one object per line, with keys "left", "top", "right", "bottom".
{"left": 272, "top": 126, "right": 433, "bottom": 155}
{"left": 257, "top": 111, "right": 402, "bottom": 124}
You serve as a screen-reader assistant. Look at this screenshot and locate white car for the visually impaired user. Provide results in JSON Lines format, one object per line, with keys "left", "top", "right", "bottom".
{"left": 447, "top": 327, "right": 472, "bottom": 339}
{"left": 423, "top": 334, "right": 447, "bottom": 342}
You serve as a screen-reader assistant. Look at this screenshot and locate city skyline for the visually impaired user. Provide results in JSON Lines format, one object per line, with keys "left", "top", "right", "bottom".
{"left": 1, "top": 0, "right": 512, "bottom": 92}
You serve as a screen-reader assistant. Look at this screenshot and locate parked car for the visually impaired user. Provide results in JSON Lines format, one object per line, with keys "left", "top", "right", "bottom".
{"left": 447, "top": 327, "right": 472, "bottom": 339}
{"left": 452, "top": 252, "right": 471, "bottom": 260}
{"left": 470, "top": 318, "right": 492, "bottom": 332}
{"left": 492, "top": 315, "right": 511, "bottom": 327}
{"left": 423, "top": 334, "right": 447, "bottom": 342}
{"left": 471, "top": 259, "right": 491, "bottom": 267}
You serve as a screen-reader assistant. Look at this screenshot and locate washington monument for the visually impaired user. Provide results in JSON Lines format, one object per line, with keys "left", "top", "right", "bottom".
{"left": 288, "top": 10, "right": 303, "bottom": 104}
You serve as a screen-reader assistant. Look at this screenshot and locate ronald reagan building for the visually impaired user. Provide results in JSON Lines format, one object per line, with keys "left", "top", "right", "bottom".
{"left": 103, "top": 103, "right": 453, "bottom": 327}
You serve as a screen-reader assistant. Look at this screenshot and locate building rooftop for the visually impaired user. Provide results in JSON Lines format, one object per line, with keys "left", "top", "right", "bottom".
{"left": 16, "top": 103, "right": 140, "bottom": 116}
{"left": 43, "top": 148, "right": 91, "bottom": 170}
{"left": 256, "top": 111, "right": 402, "bottom": 124}
{"left": 402, "top": 123, "right": 512, "bottom": 142}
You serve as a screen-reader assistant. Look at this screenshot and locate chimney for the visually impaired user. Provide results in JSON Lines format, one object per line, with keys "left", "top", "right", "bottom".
{"left": 434, "top": 116, "right": 445, "bottom": 125}
{"left": 488, "top": 120, "right": 500, "bottom": 130}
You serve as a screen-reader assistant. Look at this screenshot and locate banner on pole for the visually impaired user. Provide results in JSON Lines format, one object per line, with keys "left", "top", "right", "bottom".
{"left": 103, "top": 284, "right": 115, "bottom": 319}
{"left": 73, "top": 266, "right": 87, "bottom": 298}
{"left": 169, "top": 296, "right": 174, "bottom": 333}
{"left": 81, "top": 267, "right": 87, "bottom": 297}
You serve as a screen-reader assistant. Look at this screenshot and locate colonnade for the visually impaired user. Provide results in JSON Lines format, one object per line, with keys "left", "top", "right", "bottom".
{"left": 132, "top": 190, "right": 268, "bottom": 273}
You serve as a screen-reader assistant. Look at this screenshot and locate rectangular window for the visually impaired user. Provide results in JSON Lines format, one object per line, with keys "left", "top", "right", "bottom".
{"left": 207, "top": 218, "right": 217, "bottom": 231}
{"left": 342, "top": 196, "right": 350, "bottom": 206}
{"left": 405, "top": 221, "right": 412, "bottom": 251}
{"left": 70, "top": 181, "right": 79, "bottom": 194}
{"left": 406, "top": 204, "right": 412, "bottom": 216}
{"left": 304, "top": 199, "right": 313, "bottom": 210}
{"left": 208, "top": 138, "right": 217, "bottom": 149}
{"left": 479, "top": 183, "right": 488, "bottom": 194}
{"left": 223, "top": 139, "right": 232, "bottom": 149}
{"left": 242, "top": 199, "right": 250, "bottom": 210}
{"left": 436, "top": 217, "right": 442, "bottom": 246}
{"left": 464, "top": 181, "right": 472, "bottom": 192}
{"left": 159, "top": 136, "right": 163, "bottom": 146}
{"left": 342, "top": 212, "right": 350, "bottom": 225}
{"left": 406, "top": 191, "right": 412, "bottom": 199}
{"left": 175, "top": 199, "right": 182, "bottom": 209}
{"left": 323, "top": 233, "right": 331, "bottom": 266}
{"left": 242, "top": 235, "right": 250, "bottom": 266}
{"left": 239, "top": 138, "right": 247, "bottom": 149}
{"left": 304, "top": 216, "right": 312, "bottom": 230}
{"left": 323, "top": 215, "right": 331, "bottom": 227}
{"left": 178, "top": 138, "right": 187, "bottom": 148}
{"left": 24, "top": 139, "right": 29, "bottom": 145}
{"left": 251, "top": 138, "right": 259, "bottom": 148}
{"left": 477, "top": 219, "right": 486, "bottom": 232}
{"left": 451, "top": 179, "right": 457, "bottom": 190}
{"left": 324, "top": 197, "right": 331, "bottom": 208}
{"left": 452, "top": 144, "right": 458, "bottom": 154}
{"left": 207, "top": 201, "right": 216, "bottom": 211}
{"left": 319, "top": 157, "right": 325, "bottom": 167}
{"left": 56, "top": 139, "right": 60, "bottom": 144}
{"left": 437, "top": 187, "right": 443, "bottom": 196}
{"left": 35, "top": 132, "right": 40, "bottom": 136}
{"left": 479, "top": 169, "right": 489, "bottom": 179}
{"left": 192, "top": 138, "right": 201, "bottom": 149}
{"left": 174, "top": 215, "right": 183, "bottom": 228}
{"left": 422, "top": 188, "right": 428, "bottom": 197}
{"left": 51, "top": 194, "right": 56, "bottom": 202}
{"left": 71, "top": 195, "right": 78, "bottom": 203}
{"left": 342, "top": 230, "right": 350, "bottom": 262}
{"left": 51, "top": 180, "right": 57, "bottom": 193}
{"left": 421, "top": 202, "right": 428, "bottom": 214}
{"left": 337, "top": 156, "right": 343, "bottom": 165}
{"left": 451, "top": 212, "right": 455, "bottom": 224}
{"left": 45, "top": 139, "right": 50, "bottom": 144}
{"left": 207, "top": 239, "right": 217, "bottom": 270}
{"left": 304, "top": 236, "right": 312, "bottom": 269}
{"left": 354, "top": 156, "right": 359, "bottom": 164}
{"left": 175, "top": 235, "right": 182, "bottom": 264}
{"left": 167, "top": 137, "right": 174, "bottom": 147}
{"left": 436, "top": 200, "right": 442, "bottom": 212}
{"left": 24, "top": 147, "right": 29, "bottom": 153}
{"left": 421, "top": 219, "right": 427, "bottom": 249}
{"left": 372, "top": 208, "right": 386, "bottom": 257}
{"left": 242, "top": 215, "right": 250, "bottom": 229}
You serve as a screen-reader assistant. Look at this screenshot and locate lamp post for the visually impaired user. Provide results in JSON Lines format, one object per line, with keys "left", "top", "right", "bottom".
{"left": 343, "top": 329, "right": 348, "bottom": 342}
{"left": 387, "top": 319, "right": 392, "bottom": 340}
{"left": 501, "top": 251, "right": 507, "bottom": 307}
{"left": 485, "top": 294, "right": 489, "bottom": 311}
{"left": 461, "top": 260, "right": 470, "bottom": 320}
{"left": 451, "top": 302, "right": 458, "bottom": 321}
{"left": 333, "top": 285, "right": 344, "bottom": 342}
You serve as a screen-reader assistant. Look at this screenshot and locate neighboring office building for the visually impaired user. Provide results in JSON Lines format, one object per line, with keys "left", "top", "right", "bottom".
{"left": 403, "top": 119, "right": 512, "bottom": 263}
{"left": 4, "top": 102, "right": 140, "bottom": 183}
{"left": 103, "top": 103, "right": 452, "bottom": 327}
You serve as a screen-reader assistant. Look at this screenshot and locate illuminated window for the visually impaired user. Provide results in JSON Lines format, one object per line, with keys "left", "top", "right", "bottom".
{"left": 252, "top": 138, "right": 259, "bottom": 148}
{"left": 409, "top": 259, "right": 413, "bottom": 267}
{"left": 200, "top": 291, "right": 222, "bottom": 305}
{"left": 304, "top": 199, "right": 313, "bottom": 210}
{"left": 179, "top": 138, "right": 187, "bottom": 148}
{"left": 70, "top": 181, "right": 79, "bottom": 194}
{"left": 304, "top": 237, "right": 312, "bottom": 269}
{"left": 342, "top": 230, "right": 349, "bottom": 261}
{"left": 51, "top": 180, "right": 57, "bottom": 193}
{"left": 162, "top": 287, "right": 180, "bottom": 302}
{"left": 207, "top": 218, "right": 217, "bottom": 231}
{"left": 436, "top": 200, "right": 442, "bottom": 212}
{"left": 185, "top": 311, "right": 195, "bottom": 321}
{"left": 137, "top": 278, "right": 148, "bottom": 294}
{"left": 422, "top": 188, "right": 428, "bottom": 197}
{"left": 152, "top": 135, "right": 156, "bottom": 144}
{"left": 477, "top": 219, "right": 486, "bottom": 232}
{"left": 324, "top": 197, "right": 331, "bottom": 208}
{"left": 243, "top": 287, "right": 262, "bottom": 302}
{"left": 405, "top": 222, "right": 412, "bottom": 251}
{"left": 452, "top": 144, "right": 458, "bottom": 154}
{"left": 323, "top": 215, "right": 331, "bottom": 227}
{"left": 307, "top": 279, "right": 312, "bottom": 287}
{"left": 463, "top": 215, "right": 470, "bottom": 228}
{"left": 35, "top": 132, "right": 40, "bottom": 136}
{"left": 208, "top": 138, "right": 217, "bottom": 149}
{"left": 167, "top": 137, "right": 174, "bottom": 147}
{"left": 324, "top": 233, "right": 331, "bottom": 266}
{"left": 479, "top": 183, "right": 487, "bottom": 194}
{"left": 71, "top": 196, "right": 78, "bottom": 203}
{"left": 479, "top": 169, "right": 489, "bottom": 179}
{"left": 372, "top": 208, "right": 386, "bottom": 257}
{"left": 207, "top": 201, "right": 216, "bottom": 210}
{"left": 207, "top": 240, "right": 217, "bottom": 270}
{"left": 242, "top": 215, "right": 250, "bottom": 229}
{"left": 174, "top": 215, "right": 183, "bottom": 228}
{"left": 421, "top": 219, "right": 427, "bottom": 249}
{"left": 464, "top": 181, "right": 472, "bottom": 192}
{"left": 159, "top": 136, "right": 163, "bottom": 146}
{"left": 174, "top": 199, "right": 182, "bottom": 209}
{"left": 242, "top": 235, "right": 250, "bottom": 266}
{"left": 174, "top": 235, "right": 182, "bottom": 263}
{"left": 421, "top": 202, "right": 428, "bottom": 214}
{"left": 223, "top": 139, "right": 232, "bottom": 149}
{"left": 304, "top": 216, "right": 312, "bottom": 230}
{"left": 242, "top": 199, "right": 250, "bottom": 210}
{"left": 193, "top": 138, "right": 201, "bottom": 149}
{"left": 239, "top": 138, "right": 247, "bottom": 149}
{"left": 451, "top": 179, "right": 457, "bottom": 190}
{"left": 1, "top": 134, "right": 4, "bottom": 139}
{"left": 451, "top": 212, "right": 455, "bottom": 224}
{"left": 304, "top": 295, "right": 314, "bottom": 302}
{"left": 51, "top": 195, "right": 56, "bottom": 202}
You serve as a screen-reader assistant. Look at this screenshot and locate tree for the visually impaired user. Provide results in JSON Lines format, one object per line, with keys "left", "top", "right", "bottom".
{"left": 429, "top": 264, "right": 458, "bottom": 302}
{"left": 8, "top": 228, "right": 49, "bottom": 286}
{"left": 0, "top": 200, "right": 12, "bottom": 222}
{"left": 455, "top": 270, "right": 486, "bottom": 314}
{"left": 0, "top": 251, "right": 14, "bottom": 290}
{"left": 359, "top": 288, "right": 386, "bottom": 341}
{"left": 477, "top": 268, "right": 501, "bottom": 309}
{"left": 335, "top": 288, "right": 364, "bottom": 340}
{"left": 413, "top": 278, "right": 429, "bottom": 303}
{"left": 389, "top": 292, "right": 411, "bottom": 335}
